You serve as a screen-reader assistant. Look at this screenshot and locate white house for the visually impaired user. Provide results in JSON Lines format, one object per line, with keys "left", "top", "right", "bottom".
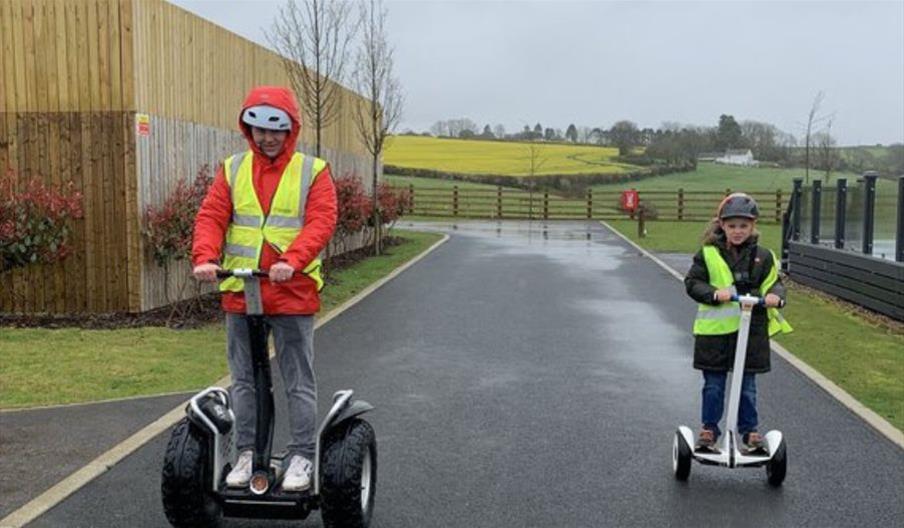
{"left": 715, "top": 149, "right": 757, "bottom": 166}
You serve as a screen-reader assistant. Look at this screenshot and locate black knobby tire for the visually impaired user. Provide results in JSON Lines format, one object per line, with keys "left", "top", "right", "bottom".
{"left": 320, "top": 418, "right": 377, "bottom": 528}
{"left": 161, "top": 418, "right": 221, "bottom": 528}
{"left": 766, "top": 439, "right": 787, "bottom": 487}
{"left": 673, "top": 430, "right": 692, "bottom": 481}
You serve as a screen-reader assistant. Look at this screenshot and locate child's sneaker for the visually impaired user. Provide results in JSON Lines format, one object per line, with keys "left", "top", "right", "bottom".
{"left": 743, "top": 432, "right": 766, "bottom": 454}
{"left": 695, "top": 428, "right": 718, "bottom": 452}
{"left": 226, "top": 450, "right": 253, "bottom": 488}
{"left": 281, "top": 455, "right": 313, "bottom": 492}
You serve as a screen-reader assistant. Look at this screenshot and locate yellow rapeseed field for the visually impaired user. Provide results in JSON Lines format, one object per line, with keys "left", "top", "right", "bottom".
{"left": 385, "top": 136, "right": 640, "bottom": 176}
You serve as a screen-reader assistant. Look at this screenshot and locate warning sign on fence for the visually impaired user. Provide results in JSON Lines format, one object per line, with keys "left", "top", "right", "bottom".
{"left": 136, "top": 113, "right": 151, "bottom": 136}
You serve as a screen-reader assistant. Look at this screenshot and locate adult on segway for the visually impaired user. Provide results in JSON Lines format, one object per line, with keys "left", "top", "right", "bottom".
{"left": 191, "top": 85, "right": 337, "bottom": 492}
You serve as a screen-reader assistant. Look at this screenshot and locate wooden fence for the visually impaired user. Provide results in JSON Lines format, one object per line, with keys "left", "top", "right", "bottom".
{"left": 395, "top": 186, "right": 788, "bottom": 223}
{"left": 1, "top": 0, "right": 375, "bottom": 314}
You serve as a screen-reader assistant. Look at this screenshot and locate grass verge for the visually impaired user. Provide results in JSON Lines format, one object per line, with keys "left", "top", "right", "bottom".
{"left": 604, "top": 219, "right": 782, "bottom": 254}
{"left": 0, "top": 231, "right": 443, "bottom": 409}
{"left": 603, "top": 220, "right": 903, "bottom": 431}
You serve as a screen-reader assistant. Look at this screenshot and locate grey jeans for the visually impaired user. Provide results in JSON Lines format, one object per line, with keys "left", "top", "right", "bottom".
{"left": 226, "top": 313, "right": 316, "bottom": 459}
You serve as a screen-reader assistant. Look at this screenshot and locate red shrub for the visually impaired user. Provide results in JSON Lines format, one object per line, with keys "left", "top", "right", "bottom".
{"left": 334, "top": 173, "right": 372, "bottom": 239}
{"left": 0, "top": 168, "right": 84, "bottom": 273}
{"left": 143, "top": 165, "right": 212, "bottom": 268}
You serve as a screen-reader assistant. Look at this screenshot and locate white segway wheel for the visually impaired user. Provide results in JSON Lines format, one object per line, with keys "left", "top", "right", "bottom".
{"left": 320, "top": 418, "right": 377, "bottom": 528}
{"left": 766, "top": 439, "right": 787, "bottom": 487}
{"left": 673, "top": 430, "right": 692, "bottom": 481}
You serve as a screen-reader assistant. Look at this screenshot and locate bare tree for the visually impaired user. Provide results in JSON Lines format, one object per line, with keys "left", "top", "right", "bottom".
{"left": 815, "top": 119, "right": 839, "bottom": 183}
{"left": 270, "top": 0, "right": 358, "bottom": 158}
{"left": 353, "top": 0, "right": 403, "bottom": 255}
{"left": 803, "top": 91, "right": 833, "bottom": 184}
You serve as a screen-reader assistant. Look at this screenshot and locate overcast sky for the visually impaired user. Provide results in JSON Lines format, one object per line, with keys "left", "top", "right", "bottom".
{"left": 168, "top": 0, "right": 904, "bottom": 146}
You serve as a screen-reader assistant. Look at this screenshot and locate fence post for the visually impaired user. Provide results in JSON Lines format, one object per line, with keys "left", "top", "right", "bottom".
{"left": 453, "top": 185, "right": 459, "bottom": 217}
{"left": 835, "top": 178, "right": 847, "bottom": 249}
{"left": 497, "top": 186, "right": 503, "bottom": 219}
{"left": 638, "top": 207, "right": 646, "bottom": 238}
{"left": 677, "top": 188, "right": 684, "bottom": 221}
{"left": 811, "top": 180, "right": 822, "bottom": 244}
{"left": 543, "top": 190, "right": 549, "bottom": 220}
{"left": 862, "top": 172, "right": 877, "bottom": 255}
{"left": 587, "top": 188, "right": 593, "bottom": 219}
{"left": 897, "top": 176, "right": 904, "bottom": 262}
{"left": 775, "top": 189, "right": 782, "bottom": 223}
{"left": 409, "top": 183, "right": 415, "bottom": 214}
{"left": 791, "top": 178, "right": 803, "bottom": 241}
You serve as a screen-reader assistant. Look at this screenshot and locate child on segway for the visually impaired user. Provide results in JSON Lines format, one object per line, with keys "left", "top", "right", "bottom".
{"left": 683, "top": 193, "right": 793, "bottom": 453}
{"left": 192, "top": 85, "right": 338, "bottom": 492}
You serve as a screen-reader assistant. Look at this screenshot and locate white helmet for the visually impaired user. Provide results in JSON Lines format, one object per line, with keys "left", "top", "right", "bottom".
{"left": 241, "top": 105, "right": 291, "bottom": 131}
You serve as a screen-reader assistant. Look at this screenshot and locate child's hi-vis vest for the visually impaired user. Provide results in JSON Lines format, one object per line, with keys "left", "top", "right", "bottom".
{"left": 693, "top": 245, "right": 793, "bottom": 337}
{"left": 219, "top": 150, "right": 327, "bottom": 293}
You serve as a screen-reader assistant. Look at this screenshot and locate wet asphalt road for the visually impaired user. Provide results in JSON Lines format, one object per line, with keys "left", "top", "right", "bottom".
{"left": 24, "top": 221, "right": 904, "bottom": 528}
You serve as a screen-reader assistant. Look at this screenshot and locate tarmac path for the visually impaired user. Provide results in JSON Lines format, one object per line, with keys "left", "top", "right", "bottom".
{"left": 18, "top": 220, "right": 904, "bottom": 528}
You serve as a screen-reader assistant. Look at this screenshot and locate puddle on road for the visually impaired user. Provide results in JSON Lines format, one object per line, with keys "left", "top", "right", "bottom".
{"left": 400, "top": 220, "right": 629, "bottom": 273}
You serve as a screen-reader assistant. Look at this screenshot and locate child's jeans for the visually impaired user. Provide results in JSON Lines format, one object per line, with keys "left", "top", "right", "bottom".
{"left": 701, "top": 370, "right": 757, "bottom": 438}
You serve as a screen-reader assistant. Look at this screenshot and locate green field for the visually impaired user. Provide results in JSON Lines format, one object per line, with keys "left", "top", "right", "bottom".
{"left": 385, "top": 136, "right": 639, "bottom": 176}
{"left": 593, "top": 162, "right": 841, "bottom": 192}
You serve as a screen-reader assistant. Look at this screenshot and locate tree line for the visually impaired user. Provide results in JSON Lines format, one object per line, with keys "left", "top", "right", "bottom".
{"left": 411, "top": 113, "right": 903, "bottom": 178}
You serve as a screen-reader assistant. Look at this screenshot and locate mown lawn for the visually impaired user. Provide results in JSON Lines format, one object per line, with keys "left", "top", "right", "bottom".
{"left": 0, "top": 231, "right": 443, "bottom": 409}
{"left": 385, "top": 136, "right": 638, "bottom": 176}
{"left": 605, "top": 219, "right": 783, "bottom": 254}
{"left": 603, "top": 219, "right": 904, "bottom": 431}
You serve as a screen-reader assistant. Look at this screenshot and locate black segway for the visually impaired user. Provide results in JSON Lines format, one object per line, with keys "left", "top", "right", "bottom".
{"left": 161, "top": 269, "right": 377, "bottom": 527}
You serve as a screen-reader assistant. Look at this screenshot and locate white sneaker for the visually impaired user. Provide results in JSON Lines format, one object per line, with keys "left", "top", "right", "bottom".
{"left": 281, "top": 455, "right": 313, "bottom": 492}
{"left": 226, "top": 450, "right": 253, "bottom": 488}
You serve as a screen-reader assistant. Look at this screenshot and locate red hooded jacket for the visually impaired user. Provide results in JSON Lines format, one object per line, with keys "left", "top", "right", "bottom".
{"left": 192, "top": 86, "right": 338, "bottom": 315}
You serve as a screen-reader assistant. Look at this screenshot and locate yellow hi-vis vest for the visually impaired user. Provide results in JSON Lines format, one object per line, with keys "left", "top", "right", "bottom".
{"left": 693, "top": 245, "right": 793, "bottom": 337}
{"left": 219, "top": 150, "right": 327, "bottom": 293}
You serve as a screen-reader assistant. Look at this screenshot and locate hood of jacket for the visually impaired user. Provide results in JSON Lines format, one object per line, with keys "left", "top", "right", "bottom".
{"left": 238, "top": 86, "right": 302, "bottom": 164}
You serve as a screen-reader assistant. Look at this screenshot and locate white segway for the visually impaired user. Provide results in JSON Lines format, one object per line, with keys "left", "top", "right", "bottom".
{"left": 673, "top": 294, "right": 787, "bottom": 487}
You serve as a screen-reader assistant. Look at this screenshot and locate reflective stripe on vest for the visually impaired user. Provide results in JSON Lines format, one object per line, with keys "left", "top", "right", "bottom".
{"left": 219, "top": 151, "right": 328, "bottom": 293}
{"left": 693, "top": 246, "right": 793, "bottom": 336}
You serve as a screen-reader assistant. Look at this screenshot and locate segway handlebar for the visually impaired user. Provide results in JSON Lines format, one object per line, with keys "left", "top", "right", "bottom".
{"left": 215, "top": 268, "right": 270, "bottom": 279}
{"left": 730, "top": 294, "right": 785, "bottom": 308}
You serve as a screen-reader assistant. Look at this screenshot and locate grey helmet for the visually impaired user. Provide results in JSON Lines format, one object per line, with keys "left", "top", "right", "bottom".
{"left": 241, "top": 105, "right": 291, "bottom": 131}
{"left": 719, "top": 193, "right": 759, "bottom": 220}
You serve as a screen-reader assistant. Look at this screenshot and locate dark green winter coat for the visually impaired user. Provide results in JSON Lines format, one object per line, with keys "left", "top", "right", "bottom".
{"left": 684, "top": 234, "right": 786, "bottom": 373}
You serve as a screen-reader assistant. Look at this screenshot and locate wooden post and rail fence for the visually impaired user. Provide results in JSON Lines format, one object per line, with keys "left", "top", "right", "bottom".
{"left": 393, "top": 185, "right": 788, "bottom": 223}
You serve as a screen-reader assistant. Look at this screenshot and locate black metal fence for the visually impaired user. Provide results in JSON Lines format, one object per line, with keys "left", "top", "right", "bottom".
{"left": 783, "top": 173, "right": 904, "bottom": 320}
